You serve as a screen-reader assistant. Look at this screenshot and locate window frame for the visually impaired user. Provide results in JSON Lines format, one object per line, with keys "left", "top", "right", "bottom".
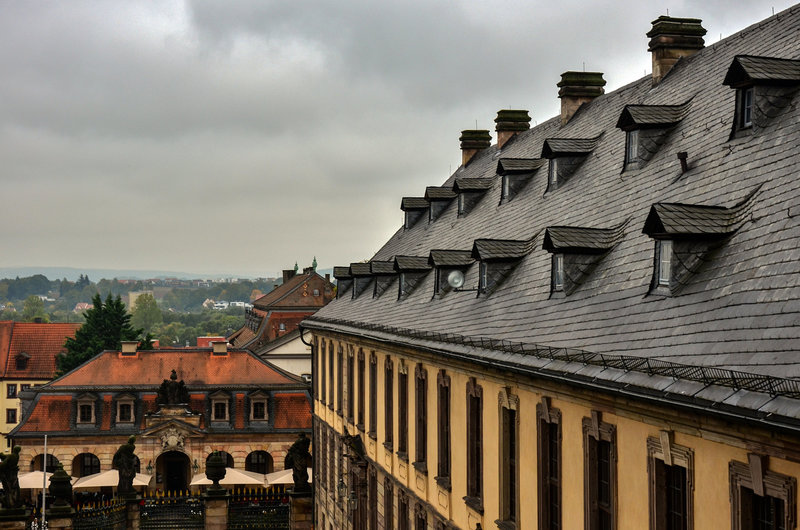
{"left": 385, "top": 478, "right": 394, "bottom": 530}
{"left": 6, "top": 384, "right": 17, "bottom": 399}
{"left": 457, "top": 193, "right": 465, "bottom": 216}
{"left": 384, "top": 357, "right": 394, "bottom": 450}
{"left": 464, "top": 377, "right": 483, "bottom": 513}
{"left": 319, "top": 339, "right": 326, "bottom": 406}
{"left": 552, "top": 254, "right": 565, "bottom": 292}
{"left": 548, "top": 158, "right": 558, "bottom": 187}
{"left": 625, "top": 129, "right": 639, "bottom": 167}
{"left": 729, "top": 456, "right": 796, "bottom": 530}
{"left": 211, "top": 398, "right": 229, "bottom": 422}
{"left": 357, "top": 349, "right": 365, "bottom": 430}
{"left": 328, "top": 342, "right": 335, "bottom": 408}
{"left": 76, "top": 397, "right": 95, "bottom": 425}
{"left": 498, "top": 388, "right": 520, "bottom": 527}
{"left": 368, "top": 352, "right": 377, "bottom": 439}
{"left": 337, "top": 345, "right": 344, "bottom": 416}
{"left": 537, "top": 397, "right": 562, "bottom": 530}
{"left": 413, "top": 363, "right": 428, "bottom": 474}
{"left": 250, "top": 393, "right": 268, "bottom": 422}
{"left": 657, "top": 239, "right": 672, "bottom": 287}
{"left": 117, "top": 400, "right": 134, "bottom": 424}
{"left": 6, "top": 408, "right": 17, "bottom": 424}
{"left": 583, "top": 411, "right": 617, "bottom": 530}
{"left": 397, "top": 362, "right": 409, "bottom": 461}
{"left": 347, "top": 349, "right": 355, "bottom": 423}
{"left": 436, "top": 370, "right": 451, "bottom": 491}
{"left": 647, "top": 433, "right": 694, "bottom": 530}
{"left": 739, "top": 86, "right": 754, "bottom": 129}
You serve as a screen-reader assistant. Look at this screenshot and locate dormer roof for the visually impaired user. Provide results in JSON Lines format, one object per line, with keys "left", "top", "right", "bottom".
{"left": 370, "top": 261, "right": 395, "bottom": 275}
{"left": 541, "top": 135, "right": 603, "bottom": 158}
{"left": 333, "top": 267, "right": 352, "bottom": 280}
{"left": 401, "top": 197, "right": 429, "bottom": 211}
{"left": 394, "top": 256, "right": 432, "bottom": 272}
{"left": 453, "top": 178, "right": 494, "bottom": 193}
{"left": 349, "top": 263, "right": 372, "bottom": 277}
{"left": 723, "top": 55, "right": 800, "bottom": 87}
{"left": 616, "top": 100, "right": 692, "bottom": 130}
{"left": 424, "top": 187, "right": 457, "bottom": 201}
{"left": 428, "top": 250, "right": 474, "bottom": 268}
{"left": 543, "top": 222, "right": 628, "bottom": 254}
{"left": 496, "top": 158, "right": 546, "bottom": 175}
{"left": 472, "top": 238, "right": 536, "bottom": 261}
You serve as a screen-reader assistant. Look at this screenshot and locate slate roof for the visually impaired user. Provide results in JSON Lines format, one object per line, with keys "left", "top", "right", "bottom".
{"left": 349, "top": 263, "right": 372, "bottom": 276}
{"left": 497, "top": 158, "right": 546, "bottom": 174}
{"left": 616, "top": 100, "right": 693, "bottom": 129}
{"left": 370, "top": 261, "right": 396, "bottom": 275}
{"left": 643, "top": 187, "right": 760, "bottom": 237}
{"left": 307, "top": 6, "right": 800, "bottom": 429}
{"left": 453, "top": 178, "right": 494, "bottom": 192}
{"left": 541, "top": 135, "right": 603, "bottom": 157}
{"left": 251, "top": 271, "right": 325, "bottom": 310}
{"left": 333, "top": 266, "right": 352, "bottom": 280}
{"left": 472, "top": 238, "right": 537, "bottom": 261}
{"left": 543, "top": 221, "right": 629, "bottom": 253}
{"left": 723, "top": 55, "right": 800, "bottom": 86}
{"left": 394, "top": 256, "right": 432, "bottom": 271}
{"left": 401, "top": 197, "right": 429, "bottom": 211}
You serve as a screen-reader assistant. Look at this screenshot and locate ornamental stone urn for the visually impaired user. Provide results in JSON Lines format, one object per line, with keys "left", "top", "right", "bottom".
{"left": 205, "top": 451, "right": 227, "bottom": 497}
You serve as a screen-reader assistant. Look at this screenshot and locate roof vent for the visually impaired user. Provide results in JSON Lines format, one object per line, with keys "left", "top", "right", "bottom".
{"left": 459, "top": 130, "right": 491, "bottom": 166}
{"left": 211, "top": 341, "right": 228, "bottom": 355}
{"left": 557, "top": 72, "right": 605, "bottom": 126}
{"left": 647, "top": 16, "right": 706, "bottom": 85}
{"left": 495, "top": 110, "right": 531, "bottom": 149}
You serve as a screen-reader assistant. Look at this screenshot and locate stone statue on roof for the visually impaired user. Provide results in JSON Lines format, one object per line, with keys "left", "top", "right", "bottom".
{"left": 157, "top": 370, "right": 189, "bottom": 405}
{"left": 0, "top": 446, "right": 22, "bottom": 509}
{"left": 284, "top": 433, "right": 311, "bottom": 493}
{"left": 113, "top": 436, "right": 137, "bottom": 496}
{"left": 312, "top": 256, "right": 317, "bottom": 270}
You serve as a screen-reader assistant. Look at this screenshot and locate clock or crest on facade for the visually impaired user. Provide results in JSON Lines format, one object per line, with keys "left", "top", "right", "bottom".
{"left": 160, "top": 427, "right": 186, "bottom": 449}
{"left": 302, "top": 283, "right": 309, "bottom": 296}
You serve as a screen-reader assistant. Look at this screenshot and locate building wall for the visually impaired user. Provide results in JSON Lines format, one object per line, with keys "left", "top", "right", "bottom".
{"left": 0, "top": 378, "right": 47, "bottom": 449}
{"left": 313, "top": 332, "right": 800, "bottom": 530}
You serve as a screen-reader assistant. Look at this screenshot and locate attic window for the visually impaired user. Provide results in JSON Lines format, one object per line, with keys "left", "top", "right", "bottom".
{"left": 77, "top": 397, "right": 95, "bottom": 425}
{"left": 723, "top": 55, "right": 800, "bottom": 138}
{"left": 502, "top": 176, "right": 510, "bottom": 200}
{"left": 429, "top": 250, "right": 474, "bottom": 296}
{"left": 548, "top": 159, "right": 558, "bottom": 186}
{"left": 552, "top": 255, "right": 565, "bottom": 292}
{"left": 250, "top": 392, "right": 269, "bottom": 422}
{"left": 497, "top": 158, "right": 544, "bottom": 203}
{"left": 478, "top": 262, "right": 488, "bottom": 292}
{"left": 454, "top": 178, "right": 492, "bottom": 216}
{"left": 472, "top": 237, "right": 537, "bottom": 295}
{"left": 541, "top": 136, "right": 602, "bottom": 193}
{"left": 15, "top": 352, "right": 30, "bottom": 371}
{"left": 625, "top": 130, "right": 639, "bottom": 166}
{"left": 425, "top": 187, "right": 457, "bottom": 222}
{"left": 117, "top": 397, "right": 135, "bottom": 424}
{"left": 394, "top": 256, "right": 432, "bottom": 300}
{"left": 401, "top": 197, "right": 429, "bottom": 229}
{"left": 642, "top": 187, "right": 760, "bottom": 295}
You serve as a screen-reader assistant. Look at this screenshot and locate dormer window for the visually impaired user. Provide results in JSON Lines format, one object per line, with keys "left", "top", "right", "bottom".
{"left": 478, "top": 262, "right": 488, "bottom": 292}
{"left": 548, "top": 159, "right": 558, "bottom": 186}
{"left": 723, "top": 55, "right": 800, "bottom": 138}
{"left": 496, "top": 158, "right": 544, "bottom": 203}
{"left": 625, "top": 130, "right": 639, "bottom": 166}
{"left": 739, "top": 87, "right": 754, "bottom": 128}
{"left": 501, "top": 176, "right": 510, "bottom": 200}
{"left": 394, "top": 256, "right": 432, "bottom": 301}
{"left": 656, "top": 240, "right": 672, "bottom": 287}
{"left": 118, "top": 402, "right": 133, "bottom": 423}
{"left": 400, "top": 197, "right": 429, "bottom": 229}
{"left": 453, "top": 178, "right": 492, "bottom": 216}
{"left": 424, "top": 187, "right": 456, "bottom": 223}
{"left": 250, "top": 391, "right": 269, "bottom": 422}
{"left": 429, "top": 250, "right": 474, "bottom": 297}
{"left": 15, "top": 352, "right": 29, "bottom": 371}
{"left": 457, "top": 194, "right": 465, "bottom": 215}
{"left": 552, "top": 254, "right": 565, "bottom": 292}
{"left": 472, "top": 237, "right": 537, "bottom": 295}
{"left": 210, "top": 391, "right": 231, "bottom": 422}
{"left": 77, "top": 400, "right": 95, "bottom": 424}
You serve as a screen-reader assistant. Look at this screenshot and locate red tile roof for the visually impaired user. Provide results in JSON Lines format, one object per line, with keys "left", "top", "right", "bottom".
{"left": 272, "top": 393, "right": 311, "bottom": 429}
{"left": 0, "top": 321, "right": 81, "bottom": 380}
{"left": 52, "top": 348, "right": 301, "bottom": 387}
{"left": 18, "top": 395, "right": 72, "bottom": 432}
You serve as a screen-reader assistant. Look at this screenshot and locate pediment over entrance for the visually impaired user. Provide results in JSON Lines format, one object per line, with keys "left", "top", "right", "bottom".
{"left": 140, "top": 419, "right": 205, "bottom": 451}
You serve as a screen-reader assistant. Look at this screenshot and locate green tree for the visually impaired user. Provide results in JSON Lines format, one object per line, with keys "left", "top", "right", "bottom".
{"left": 130, "top": 293, "right": 162, "bottom": 333}
{"left": 58, "top": 294, "right": 143, "bottom": 375}
{"left": 21, "top": 295, "right": 49, "bottom": 322}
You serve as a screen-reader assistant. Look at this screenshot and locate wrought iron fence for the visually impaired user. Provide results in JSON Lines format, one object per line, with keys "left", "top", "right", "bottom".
{"left": 228, "top": 486, "right": 290, "bottom": 530}
{"left": 140, "top": 490, "right": 204, "bottom": 530}
{"left": 73, "top": 498, "right": 126, "bottom": 530}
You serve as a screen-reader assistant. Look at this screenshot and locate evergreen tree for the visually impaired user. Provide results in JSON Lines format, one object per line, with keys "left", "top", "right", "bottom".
{"left": 58, "top": 293, "right": 143, "bottom": 374}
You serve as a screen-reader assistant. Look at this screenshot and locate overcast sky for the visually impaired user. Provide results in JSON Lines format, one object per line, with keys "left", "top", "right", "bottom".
{"left": 1, "top": 1, "right": 794, "bottom": 278}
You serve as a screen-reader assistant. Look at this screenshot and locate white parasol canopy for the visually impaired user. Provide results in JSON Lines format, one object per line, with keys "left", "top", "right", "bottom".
{"left": 265, "top": 468, "right": 312, "bottom": 486}
{"left": 18, "top": 471, "right": 77, "bottom": 489}
{"left": 190, "top": 467, "right": 266, "bottom": 486}
{"left": 73, "top": 469, "right": 152, "bottom": 489}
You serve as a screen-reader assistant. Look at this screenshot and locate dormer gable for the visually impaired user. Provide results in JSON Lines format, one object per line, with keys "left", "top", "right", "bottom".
{"left": 541, "top": 135, "right": 603, "bottom": 192}
{"left": 642, "top": 187, "right": 760, "bottom": 295}
{"left": 349, "top": 262, "right": 373, "bottom": 299}
{"left": 616, "top": 100, "right": 692, "bottom": 170}
{"left": 472, "top": 236, "right": 537, "bottom": 295}
{"left": 723, "top": 55, "right": 800, "bottom": 137}
{"left": 394, "top": 256, "right": 432, "bottom": 301}
{"left": 401, "top": 197, "right": 429, "bottom": 229}
{"left": 333, "top": 267, "right": 353, "bottom": 299}
{"left": 428, "top": 249, "right": 474, "bottom": 297}
{"left": 543, "top": 221, "right": 628, "bottom": 296}
{"left": 370, "top": 261, "right": 396, "bottom": 298}
{"left": 497, "top": 158, "right": 545, "bottom": 202}
{"left": 424, "top": 187, "right": 457, "bottom": 222}
{"left": 453, "top": 178, "right": 493, "bottom": 216}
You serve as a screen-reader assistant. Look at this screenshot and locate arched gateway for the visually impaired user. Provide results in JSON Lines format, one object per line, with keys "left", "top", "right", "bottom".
{"left": 156, "top": 450, "right": 190, "bottom": 492}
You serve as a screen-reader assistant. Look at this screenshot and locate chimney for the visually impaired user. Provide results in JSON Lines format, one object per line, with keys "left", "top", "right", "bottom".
{"left": 557, "top": 71, "right": 606, "bottom": 126}
{"left": 121, "top": 341, "right": 138, "bottom": 355}
{"left": 647, "top": 16, "right": 706, "bottom": 85}
{"left": 459, "top": 130, "right": 491, "bottom": 166}
{"left": 282, "top": 269, "right": 296, "bottom": 284}
{"left": 211, "top": 341, "right": 228, "bottom": 355}
{"left": 325, "top": 273, "right": 330, "bottom": 283}
{"left": 495, "top": 110, "right": 531, "bottom": 149}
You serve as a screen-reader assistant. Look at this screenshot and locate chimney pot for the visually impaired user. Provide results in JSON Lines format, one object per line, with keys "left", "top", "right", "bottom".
{"left": 282, "top": 269, "right": 296, "bottom": 284}
{"left": 557, "top": 72, "right": 606, "bottom": 126}
{"left": 459, "top": 129, "right": 491, "bottom": 166}
{"left": 495, "top": 109, "right": 531, "bottom": 149}
{"left": 325, "top": 273, "right": 330, "bottom": 282}
{"left": 648, "top": 16, "right": 706, "bottom": 85}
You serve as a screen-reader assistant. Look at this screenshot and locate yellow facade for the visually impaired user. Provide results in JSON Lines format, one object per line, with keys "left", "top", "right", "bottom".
{"left": 0, "top": 378, "right": 47, "bottom": 449}
{"left": 312, "top": 333, "right": 800, "bottom": 530}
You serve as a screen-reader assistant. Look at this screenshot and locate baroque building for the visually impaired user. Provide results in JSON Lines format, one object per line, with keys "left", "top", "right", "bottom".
{"left": 306, "top": 7, "right": 800, "bottom": 530}
{"left": 10, "top": 341, "right": 310, "bottom": 489}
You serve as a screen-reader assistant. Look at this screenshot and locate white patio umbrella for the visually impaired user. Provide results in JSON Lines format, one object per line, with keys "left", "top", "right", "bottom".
{"left": 73, "top": 469, "right": 152, "bottom": 489}
{"left": 265, "top": 468, "right": 312, "bottom": 486}
{"left": 190, "top": 467, "right": 266, "bottom": 486}
{"left": 18, "top": 471, "right": 77, "bottom": 489}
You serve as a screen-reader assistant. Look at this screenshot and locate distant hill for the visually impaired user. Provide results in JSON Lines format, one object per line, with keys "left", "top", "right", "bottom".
{"left": 0, "top": 267, "right": 267, "bottom": 282}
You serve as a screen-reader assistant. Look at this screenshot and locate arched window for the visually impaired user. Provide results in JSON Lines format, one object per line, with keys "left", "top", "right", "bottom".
{"left": 207, "top": 451, "right": 234, "bottom": 469}
{"left": 30, "top": 454, "right": 60, "bottom": 473}
{"left": 245, "top": 451, "right": 273, "bottom": 474}
{"left": 73, "top": 453, "right": 101, "bottom": 477}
